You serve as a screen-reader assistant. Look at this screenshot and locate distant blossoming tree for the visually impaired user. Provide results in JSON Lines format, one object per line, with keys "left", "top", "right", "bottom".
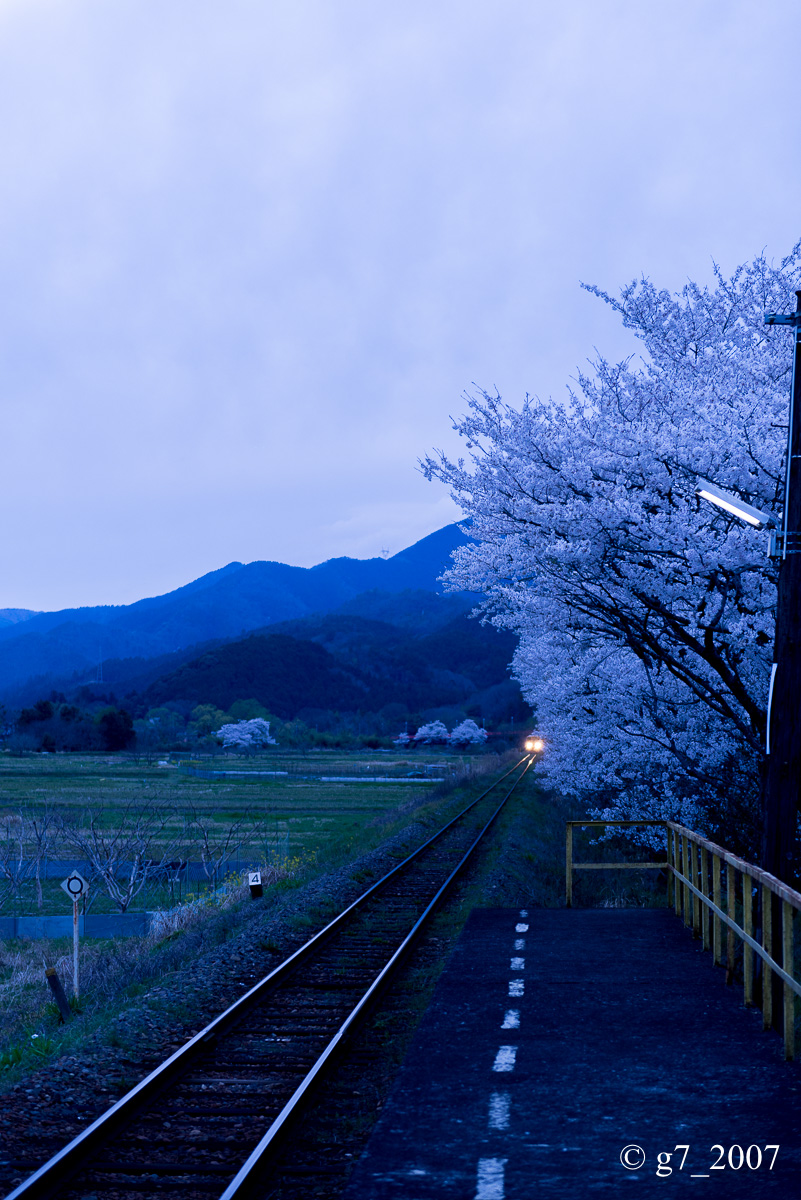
{"left": 449, "top": 718, "right": 489, "bottom": 745}
{"left": 424, "top": 246, "right": 801, "bottom": 852}
{"left": 215, "top": 718, "right": 277, "bottom": 751}
{"left": 412, "top": 720, "right": 450, "bottom": 745}
{"left": 393, "top": 731, "right": 411, "bottom": 747}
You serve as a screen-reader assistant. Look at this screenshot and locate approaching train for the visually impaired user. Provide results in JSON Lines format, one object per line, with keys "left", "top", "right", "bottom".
{"left": 524, "top": 734, "right": 544, "bottom": 753}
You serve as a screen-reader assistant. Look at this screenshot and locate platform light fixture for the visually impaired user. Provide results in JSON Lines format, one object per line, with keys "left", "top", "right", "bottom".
{"left": 695, "top": 480, "right": 776, "bottom": 530}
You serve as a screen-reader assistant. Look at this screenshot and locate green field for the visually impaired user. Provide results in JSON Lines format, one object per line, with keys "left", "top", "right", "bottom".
{"left": 0, "top": 749, "right": 489, "bottom": 915}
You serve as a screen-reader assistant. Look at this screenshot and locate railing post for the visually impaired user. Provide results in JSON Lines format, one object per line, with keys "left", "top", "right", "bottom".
{"left": 726, "top": 863, "right": 736, "bottom": 984}
{"left": 713, "top": 854, "right": 722, "bottom": 966}
{"left": 743, "top": 878, "right": 753, "bottom": 1007}
{"left": 783, "top": 900, "right": 795, "bottom": 1061}
{"left": 762, "top": 883, "right": 773, "bottom": 1031}
{"left": 663, "top": 827, "right": 800, "bottom": 1059}
{"left": 681, "top": 834, "right": 691, "bottom": 926}
{"left": 699, "top": 844, "right": 710, "bottom": 951}
{"left": 565, "top": 823, "right": 573, "bottom": 908}
{"left": 672, "top": 829, "right": 681, "bottom": 914}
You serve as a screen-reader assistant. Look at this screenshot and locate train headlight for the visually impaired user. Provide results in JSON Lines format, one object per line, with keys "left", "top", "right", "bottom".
{"left": 525, "top": 737, "right": 545, "bottom": 753}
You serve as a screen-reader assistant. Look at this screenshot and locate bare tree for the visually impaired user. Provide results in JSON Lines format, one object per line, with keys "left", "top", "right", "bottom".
{"left": 24, "top": 806, "right": 57, "bottom": 909}
{"left": 60, "top": 803, "right": 182, "bottom": 913}
{"left": 184, "top": 808, "right": 262, "bottom": 891}
{"left": 0, "top": 814, "right": 28, "bottom": 913}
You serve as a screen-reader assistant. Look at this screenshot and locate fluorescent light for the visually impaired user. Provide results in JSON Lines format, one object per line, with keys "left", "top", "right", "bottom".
{"left": 697, "top": 488, "right": 763, "bottom": 526}
{"left": 695, "top": 481, "right": 775, "bottom": 530}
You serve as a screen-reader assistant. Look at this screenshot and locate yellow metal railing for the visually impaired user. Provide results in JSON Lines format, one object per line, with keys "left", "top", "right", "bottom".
{"left": 565, "top": 819, "right": 670, "bottom": 908}
{"left": 566, "top": 819, "right": 801, "bottom": 1060}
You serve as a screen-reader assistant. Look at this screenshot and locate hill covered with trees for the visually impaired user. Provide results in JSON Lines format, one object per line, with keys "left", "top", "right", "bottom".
{"left": 0, "top": 525, "right": 471, "bottom": 702}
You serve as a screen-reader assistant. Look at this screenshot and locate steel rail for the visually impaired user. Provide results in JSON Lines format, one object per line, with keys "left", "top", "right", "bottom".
{"left": 220, "top": 754, "right": 533, "bottom": 1198}
{"left": 5, "top": 754, "right": 530, "bottom": 1200}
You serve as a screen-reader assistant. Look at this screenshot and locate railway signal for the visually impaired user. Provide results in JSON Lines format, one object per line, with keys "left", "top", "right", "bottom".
{"left": 61, "top": 871, "right": 89, "bottom": 999}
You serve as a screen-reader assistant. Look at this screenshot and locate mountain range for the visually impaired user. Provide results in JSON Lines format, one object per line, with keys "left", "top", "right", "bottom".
{"left": 0, "top": 525, "right": 528, "bottom": 729}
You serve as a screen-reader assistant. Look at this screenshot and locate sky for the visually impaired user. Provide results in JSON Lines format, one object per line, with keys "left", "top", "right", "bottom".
{"left": 2, "top": 0, "right": 800, "bottom": 612}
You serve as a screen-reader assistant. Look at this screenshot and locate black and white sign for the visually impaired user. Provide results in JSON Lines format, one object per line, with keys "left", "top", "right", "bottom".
{"left": 61, "top": 871, "right": 89, "bottom": 901}
{"left": 248, "top": 872, "right": 262, "bottom": 887}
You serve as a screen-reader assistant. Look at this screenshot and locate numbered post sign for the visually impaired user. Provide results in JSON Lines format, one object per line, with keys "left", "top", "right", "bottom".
{"left": 61, "top": 872, "right": 89, "bottom": 902}
{"left": 248, "top": 871, "right": 263, "bottom": 898}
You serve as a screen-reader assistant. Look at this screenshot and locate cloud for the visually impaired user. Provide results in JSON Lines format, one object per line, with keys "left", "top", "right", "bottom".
{"left": 1, "top": 0, "right": 800, "bottom": 607}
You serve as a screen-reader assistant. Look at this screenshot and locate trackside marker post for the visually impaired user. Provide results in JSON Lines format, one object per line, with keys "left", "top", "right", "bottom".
{"left": 61, "top": 872, "right": 89, "bottom": 999}
{"left": 44, "top": 967, "right": 72, "bottom": 1023}
{"left": 248, "top": 871, "right": 263, "bottom": 899}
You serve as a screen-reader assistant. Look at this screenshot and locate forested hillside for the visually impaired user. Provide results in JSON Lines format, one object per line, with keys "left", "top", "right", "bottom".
{"left": 128, "top": 602, "right": 524, "bottom": 725}
{"left": 0, "top": 525, "right": 471, "bottom": 700}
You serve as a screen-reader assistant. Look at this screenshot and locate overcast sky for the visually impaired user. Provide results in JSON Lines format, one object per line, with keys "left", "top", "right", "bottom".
{"left": 2, "top": 0, "right": 800, "bottom": 611}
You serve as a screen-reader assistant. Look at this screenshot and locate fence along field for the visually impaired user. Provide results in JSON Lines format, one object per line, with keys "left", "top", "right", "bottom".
{"left": 0, "top": 749, "right": 474, "bottom": 918}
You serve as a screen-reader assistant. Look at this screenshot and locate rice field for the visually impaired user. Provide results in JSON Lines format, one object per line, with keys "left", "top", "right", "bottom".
{"left": 0, "top": 749, "right": 483, "bottom": 916}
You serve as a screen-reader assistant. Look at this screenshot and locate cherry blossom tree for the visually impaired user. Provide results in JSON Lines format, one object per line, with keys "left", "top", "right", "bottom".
{"left": 215, "top": 718, "right": 277, "bottom": 752}
{"left": 449, "top": 718, "right": 489, "bottom": 746}
{"left": 413, "top": 720, "right": 450, "bottom": 744}
{"left": 424, "top": 246, "right": 801, "bottom": 853}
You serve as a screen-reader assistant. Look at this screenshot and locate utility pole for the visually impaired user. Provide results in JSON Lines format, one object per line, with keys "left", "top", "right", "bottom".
{"left": 762, "top": 291, "right": 801, "bottom": 886}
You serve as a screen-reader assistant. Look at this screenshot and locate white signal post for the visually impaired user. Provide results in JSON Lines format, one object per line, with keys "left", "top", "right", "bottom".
{"left": 61, "top": 872, "right": 89, "bottom": 999}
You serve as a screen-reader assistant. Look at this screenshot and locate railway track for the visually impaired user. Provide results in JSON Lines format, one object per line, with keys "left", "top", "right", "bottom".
{"left": 5, "top": 755, "right": 532, "bottom": 1200}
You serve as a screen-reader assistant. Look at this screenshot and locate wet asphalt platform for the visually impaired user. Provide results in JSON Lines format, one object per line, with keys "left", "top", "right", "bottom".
{"left": 343, "top": 908, "right": 801, "bottom": 1199}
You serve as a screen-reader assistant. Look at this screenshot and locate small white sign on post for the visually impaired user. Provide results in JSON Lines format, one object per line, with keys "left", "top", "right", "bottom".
{"left": 61, "top": 873, "right": 89, "bottom": 999}
{"left": 248, "top": 871, "right": 263, "bottom": 898}
{"left": 61, "top": 872, "right": 89, "bottom": 902}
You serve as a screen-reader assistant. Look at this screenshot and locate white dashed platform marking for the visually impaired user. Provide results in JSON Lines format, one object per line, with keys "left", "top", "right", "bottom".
{"left": 488, "top": 1091, "right": 511, "bottom": 1130}
{"left": 493, "top": 1045, "right": 517, "bottom": 1072}
{"left": 510, "top": 956, "right": 525, "bottom": 970}
{"left": 514, "top": 937, "right": 525, "bottom": 951}
{"left": 508, "top": 979, "right": 524, "bottom": 997}
{"left": 515, "top": 922, "right": 529, "bottom": 932}
{"left": 501, "top": 1009, "right": 520, "bottom": 1029}
{"left": 476, "top": 1157, "right": 507, "bottom": 1198}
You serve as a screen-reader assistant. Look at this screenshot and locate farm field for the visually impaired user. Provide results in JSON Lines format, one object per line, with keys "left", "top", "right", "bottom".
{"left": 0, "top": 749, "right": 490, "bottom": 916}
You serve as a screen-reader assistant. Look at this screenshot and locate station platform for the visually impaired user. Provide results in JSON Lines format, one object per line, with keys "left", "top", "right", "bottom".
{"left": 343, "top": 908, "right": 801, "bottom": 1198}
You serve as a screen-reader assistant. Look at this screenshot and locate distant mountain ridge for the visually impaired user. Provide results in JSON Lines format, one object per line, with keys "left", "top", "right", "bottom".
{"left": 0, "top": 609, "right": 40, "bottom": 630}
{"left": 0, "top": 525, "right": 471, "bottom": 701}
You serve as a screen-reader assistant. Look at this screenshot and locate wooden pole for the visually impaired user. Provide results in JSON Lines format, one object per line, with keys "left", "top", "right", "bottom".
{"left": 743, "top": 880, "right": 753, "bottom": 1007}
{"left": 673, "top": 830, "right": 681, "bottom": 914}
{"left": 682, "top": 835, "right": 691, "bottom": 926}
{"left": 565, "top": 824, "right": 573, "bottom": 908}
{"left": 700, "top": 845, "right": 710, "bottom": 951}
{"left": 726, "top": 862, "right": 736, "bottom": 984}
{"left": 783, "top": 900, "right": 795, "bottom": 1060}
{"left": 713, "top": 854, "right": 722, "bottom": 965}
{"left": 762, "top": 290, "right": 801, "bottom": 892}
{"left": 45, "top": 967, "right": 72, "bottom": 1023}
{"left": 763, "top": 882, "right": 773, "bottom": 1031}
